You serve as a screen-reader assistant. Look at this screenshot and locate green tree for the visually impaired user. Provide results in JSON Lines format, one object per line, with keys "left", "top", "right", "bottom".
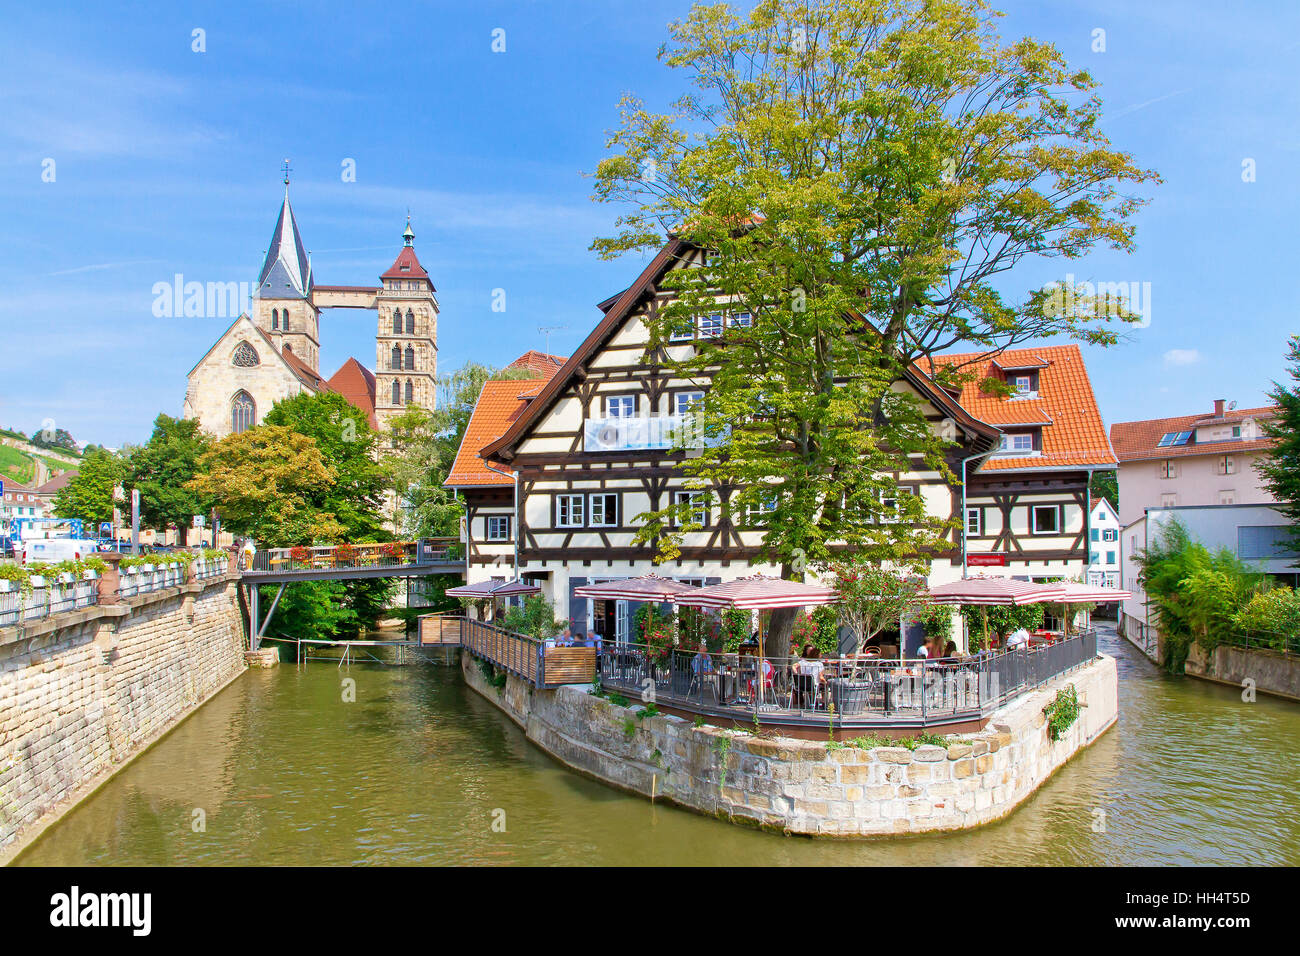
{"left": 1259, "top": 335, "right": 1300, "bottom": 554}
{"left": 591, "top": 0, "right": 1158, "bottom": 657}
{"left": 1090, "top": 471, "right": 1119, "bottom": 513}
{"left": 51, "top": 448, "right": 127, "bottom": 528}
{"left": 262, "top": 392, "right": 388, "bottom": 541}
{"left": 187, "top": 424, "right": 345, "bottom": 548}
{"left": 128, "top": 414, "right": 213, "bottom": 546}
{"left": 32, "top": 426, "right": 78, "bottom": 453}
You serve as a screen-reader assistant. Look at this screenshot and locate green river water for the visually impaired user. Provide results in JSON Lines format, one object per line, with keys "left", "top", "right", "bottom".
{"left": 14, "top": 625, "right": 1300, "bottom": 865}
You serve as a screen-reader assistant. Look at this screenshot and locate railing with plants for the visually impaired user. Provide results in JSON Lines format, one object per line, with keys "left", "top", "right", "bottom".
{"left": 596, "top": 630, "right": 1098, "bottom": 727}
{"left": 116, "top": 553, "right": 192, "bottom": 597}
{"left": 456, "top": 616, "right": 598, "bottom": 688}
{"left": 0, "top": 558, "right": 104, "bottom": 628}
{"left": 246, "top": 538, "right": 458, "bottom": 574}
{"left": 192, "top": 548, "right": 232, "bottom": 581}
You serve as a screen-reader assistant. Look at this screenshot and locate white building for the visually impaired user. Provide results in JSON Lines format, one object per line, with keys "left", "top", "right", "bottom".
{"left": 1087, "top": 497, "right": 1120, "bottom": 587}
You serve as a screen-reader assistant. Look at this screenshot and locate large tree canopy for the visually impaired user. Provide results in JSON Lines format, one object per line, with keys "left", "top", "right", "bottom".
{"left": 1258, "top": 335, "right": 1300, "bottom": 554}
{"left": 51, "top": 448, "right": 127, "bottom": 529}
{"left": 590, "top": 0, "right": 1158, "bottom": 656}
{"left": 128, "top": 414, "right": 213, "bottom": 545}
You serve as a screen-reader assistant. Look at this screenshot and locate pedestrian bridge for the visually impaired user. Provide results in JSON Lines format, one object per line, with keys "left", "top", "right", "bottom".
{"left": 241, "top": 538, "right": 463, "bottom": 583}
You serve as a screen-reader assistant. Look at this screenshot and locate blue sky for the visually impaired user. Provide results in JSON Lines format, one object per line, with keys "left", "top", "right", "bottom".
{"left": 1, "top": 0, "right": 1296, "bottom": 447}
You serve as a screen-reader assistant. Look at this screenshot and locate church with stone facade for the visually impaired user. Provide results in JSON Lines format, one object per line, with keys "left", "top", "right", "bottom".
{"left": 184, "top": 181, "right": 439, "bottom": 438}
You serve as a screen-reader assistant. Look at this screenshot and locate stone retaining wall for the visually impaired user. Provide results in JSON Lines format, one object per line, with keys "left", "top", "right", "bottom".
{"left": 0, "top": 577, "right": 246, "bottom": 861}
{"left": 1185, "top": 642, "right": 1300, "bottom": 702}
{"left": 463, "top": 651, "right": 1118, "bottom": 836}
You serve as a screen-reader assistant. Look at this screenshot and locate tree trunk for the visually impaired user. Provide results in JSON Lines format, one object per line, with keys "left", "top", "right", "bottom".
{"left": 766, "top": 606, "right": 797, "bottom": 662}
{"left": 178, "top": 525, "right": 188, "bottom": 547}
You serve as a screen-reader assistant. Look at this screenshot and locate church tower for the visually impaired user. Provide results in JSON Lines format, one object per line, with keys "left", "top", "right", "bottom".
{"left": 252, "top": 171, "right": 321, "bottom": 372}
{"left": 375, "top": 216, "right": 438, "bottom": 429}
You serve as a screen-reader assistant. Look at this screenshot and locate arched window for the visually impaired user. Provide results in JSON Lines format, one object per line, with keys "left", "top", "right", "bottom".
{"left": 405, "top": 309, "right": 415, "bottom": 334}
{"left": 392, "top": 310, "right": 402, "bottom": 334}
{"left": 233, "top": 342, "right": 259, "bottom": 367}
{"left": 271, "top": 308, "right": 279, "bottom": 330}
{"left": 405, "top": 379, "right": 414, "bottom": 404}
{"left": 391, "top": 345, "right": 401, "bottom": 369}
{"left": 281, "top": 310, "right": 290, "bottom": 332}
{"left": 404, "top": 346, "right": 415, "bottom": 369}
{"left": 392, "top": 379, "right": 402, "bottom": 406}
{"left": 231, "top": 391, "right": 256, "bottom": 434}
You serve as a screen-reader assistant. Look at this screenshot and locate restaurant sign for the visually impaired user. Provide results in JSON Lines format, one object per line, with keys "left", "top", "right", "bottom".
{"left": 968, "top": 553, "right": 1009, "bottom": 567}
{"left": 584, "top": 414, "right": 724, "bottom": 453}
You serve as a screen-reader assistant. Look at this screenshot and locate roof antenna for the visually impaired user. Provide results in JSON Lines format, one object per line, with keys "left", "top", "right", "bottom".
{"left": 538, "top": 325, "right": 567, "bottom": 354}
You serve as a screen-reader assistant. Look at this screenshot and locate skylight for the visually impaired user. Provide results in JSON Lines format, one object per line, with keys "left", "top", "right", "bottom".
{"left": 1157, "top": 431, "right": 1193, "bottom": 447}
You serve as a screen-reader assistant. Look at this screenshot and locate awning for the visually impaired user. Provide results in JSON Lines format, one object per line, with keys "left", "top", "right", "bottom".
{"left": 671, "top": 574, "right": 840, "bottom": 610}
{"left": 573, "top": 574, "right": 702, "bottom": 602}
{"left": 926, "top": 577, "right": 1067, "bottom": 606}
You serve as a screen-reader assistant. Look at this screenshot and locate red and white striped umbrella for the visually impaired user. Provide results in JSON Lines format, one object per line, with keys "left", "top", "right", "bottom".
{"left": 926, "top": 577, "right": 1066, "bottom": 606}
{"left": 446, "top": 578, "right": 541, "bottom": 599}
{"left": 573, "top": 574, "right": 701, "bottom": 602}
{"left": 1054, "top": 582, "right": 1132, "bottom": 603}
{"left": 671, "top": 574, "right": 840, "bottom": 610}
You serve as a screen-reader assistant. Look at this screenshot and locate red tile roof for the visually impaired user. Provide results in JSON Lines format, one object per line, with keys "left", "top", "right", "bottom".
{"left": 325, "top": 358, "right": 378, "bottom": 430}
{"left": 505, "top": 350, "right": 566, "bottom": 377}
{"left": 34, "top": 470, "right": 78, "bottom": 496}
{"left": 1110, "top": 405, "right": 1277, "bottom": 462}
{"left": 280, "top": 346, "right": 326, "bottom": 391}
{"left": 921, "top": 344, "right": 1117, "bottom": 472}
{"left": 381, "top": 247, "right": 429, "bottom": 280}
{"left": 445, "top": 353, "right": 567, "bottom": 487}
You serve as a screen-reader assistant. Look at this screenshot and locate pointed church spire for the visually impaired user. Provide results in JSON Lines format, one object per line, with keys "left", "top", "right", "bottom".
{"left": 403, "top": 211, "right": 414, "bottom": 247}
{"left": 256, "top": 167, "right": 312, "bottom": 300}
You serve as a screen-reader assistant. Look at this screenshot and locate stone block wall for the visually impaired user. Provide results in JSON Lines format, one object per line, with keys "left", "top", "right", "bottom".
{"left": 0, "top": 578, "right": 246, "bottom": 859}
{"left": 463, "top": 651, "right": 1118, "bottom": 837}
{"left": 1185, "top": 642, "right": 1300, "bottom": 702}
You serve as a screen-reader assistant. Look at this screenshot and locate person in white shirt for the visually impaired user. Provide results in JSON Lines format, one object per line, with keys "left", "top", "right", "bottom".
{"left": 1006, "top": 628, "right": 1031, "bottom": 649}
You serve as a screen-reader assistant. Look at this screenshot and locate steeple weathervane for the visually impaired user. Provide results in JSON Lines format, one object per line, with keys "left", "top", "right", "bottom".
{"left": 403, "top": 210, "right": 414, "bottom": 247}
{"left": 282, "top": 158, "right": 292, "bottom": 193}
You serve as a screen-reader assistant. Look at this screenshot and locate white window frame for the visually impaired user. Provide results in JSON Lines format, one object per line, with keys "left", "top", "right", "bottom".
{"left": 556, "top": 494, "right": 585, "bottom": 528}
{"left": 674, "top": 490, "right": 708, "bottom": 528}
{"left": 486, "top": 516, "right": 511, "bottom": 542}
{"left": 697, "top": 312, "right": 725, "bottom": 338}
{"left": 1032, "top": 505, "right": 1060, "bottom": 535}
{"left": 1012, "top": 374, "right": 1033, "bottom": 396}
{"left": 668, "top": 320, "right": 695, "bottom": 342}
{"left": 675, "top": 390, "right": 704, "bottom": 416}
{"left": 729, "top": 311, "right": 752, "bottom": 328}
{"left": 966, "top": 507, "right": 982, "bottom": 536}
{"left": 589, "top": 493, "right": 619, "bottom": 528}
{"left": 1102, "top": 528, "right": 1118, "bottom": 542}
{"left": 605, "top": 394, "right": 636, "bottom": 419}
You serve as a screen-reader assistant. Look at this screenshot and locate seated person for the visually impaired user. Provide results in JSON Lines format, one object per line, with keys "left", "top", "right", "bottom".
{"left": 792, "top": 644, "right": 825, "bottom": 707}
{"left": 944, "top": 640, "right": 958, "bottom": 658}
{"left": 691, "top": 642, "right": 715, "bottom": 676}
{"left": 1005, "top": 627, "right": 1031, "bottom": 649}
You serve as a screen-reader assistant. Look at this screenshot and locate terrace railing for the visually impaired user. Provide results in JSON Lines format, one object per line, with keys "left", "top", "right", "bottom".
{"left": 0, "top": 573, "right": 100, "bottom": 628}
{"left": 450, "top": 616, "right": 597, "bottom": 688}
{"left": 246, "top": 538, "right": 458, "bottom": 575}
{"left": 597, "top": 630, "right": 1099, "bottom": 729}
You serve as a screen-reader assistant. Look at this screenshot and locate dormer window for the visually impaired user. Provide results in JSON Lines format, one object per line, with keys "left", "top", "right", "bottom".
{"left": 997, "top": 432, "right": 1035, "bottom": 455}
{"left": 1157, "top": 430, "right": 1193, "bottom": 447}
{"left": 1009, "top": 371, "right": 1038, "bottom": 398}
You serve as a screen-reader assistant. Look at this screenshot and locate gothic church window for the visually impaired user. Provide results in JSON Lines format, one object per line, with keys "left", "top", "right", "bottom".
{"left": 271, "top": 309, "right": 279, "bottom": 330}
{"left": 405, "top": 310, "right": 415, "bottom": 334}
{"left": 233, "top": 342, "right": 260, "bottom": 367}
{"left": 405, "top": 379, "right": 414, "bottom": 404}
{"left": 392, "top": 310, "right": 402, "bottom": 334}
{"left": 391, "top": 345, "right": 401, "bottom": 370}
{"left": 231, "top": 391, "right": 256, "bottom": 434}
{"left": 404, "top": 346, "right": 414, "bottom": 370}
{"left": 392, "top": 380, "right": 402, "bottom": 406}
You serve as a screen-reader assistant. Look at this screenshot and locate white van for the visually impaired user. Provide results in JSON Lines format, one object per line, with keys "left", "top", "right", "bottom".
{"left": 21, "top": 538, "right": 99, "bottom": 565}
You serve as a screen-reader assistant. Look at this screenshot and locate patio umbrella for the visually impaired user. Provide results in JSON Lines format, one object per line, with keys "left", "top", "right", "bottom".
{"left": 672, "top": 575, "right": 840, "bottom": 708}
{"left": 1051, "top": 581, "right": 1132, "bottom": 634}
{"left": 445, "top": 578, "right": 541, "bottom": 621}
{"left": 574, "top": 574, "right": 702, "bottom": 645}
{"left": 925, "top": 577, "right": 1067, "bottom": 650}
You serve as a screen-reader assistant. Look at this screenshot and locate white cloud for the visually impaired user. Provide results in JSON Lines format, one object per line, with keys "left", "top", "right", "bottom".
{"left": 1163, "top": 349, "right": 1202, "bottom": 367}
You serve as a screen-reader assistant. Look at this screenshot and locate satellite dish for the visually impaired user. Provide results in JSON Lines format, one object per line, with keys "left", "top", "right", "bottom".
{"left": 1228, "top": 401, "right": 1238, "bottom": 410}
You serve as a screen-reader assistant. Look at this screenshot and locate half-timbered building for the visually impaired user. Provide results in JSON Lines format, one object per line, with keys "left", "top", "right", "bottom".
{"left": 456, "top": 238, "right": 1114, "bottom": 646}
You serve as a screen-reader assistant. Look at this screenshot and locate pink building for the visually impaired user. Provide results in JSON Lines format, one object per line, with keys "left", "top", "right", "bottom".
{"left": 1110, "top": 398, "right": 1279, "bottom": 527}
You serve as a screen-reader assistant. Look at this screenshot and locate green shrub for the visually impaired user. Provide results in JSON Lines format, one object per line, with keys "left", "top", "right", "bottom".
{"left": 1234, "top": 587, "right": 1300, "bottom": 648}
{"left": 1043, "top": 685, "right": 1080, "bottom": 741}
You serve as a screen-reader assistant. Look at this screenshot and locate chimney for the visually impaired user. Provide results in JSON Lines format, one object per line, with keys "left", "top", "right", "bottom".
{"left": 1213, "top": 399, "right": 1226, "bottom": 417}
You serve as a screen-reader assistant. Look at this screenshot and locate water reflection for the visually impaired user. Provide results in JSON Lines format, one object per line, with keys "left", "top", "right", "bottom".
{"left": 15, "top": 626, "right": 1300, "bottom": 865}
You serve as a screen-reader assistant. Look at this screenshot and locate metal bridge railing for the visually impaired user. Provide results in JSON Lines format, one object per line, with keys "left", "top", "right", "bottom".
{"left": 248, "top": 538, "right": 459, "bottom": 574}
